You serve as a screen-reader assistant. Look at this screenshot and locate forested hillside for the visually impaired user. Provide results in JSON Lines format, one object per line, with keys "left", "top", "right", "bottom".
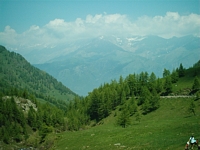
{"left": 0, "top": 45, "right": 77, "bottom": 108}
{"left": 0, "top": 44, "right": 199, "bottom": 149}
{"left": 64, "top": 60, "right": 200, "bottom": 130}
{"left": 0, "top": 45, "right": 78, "bottom": 149}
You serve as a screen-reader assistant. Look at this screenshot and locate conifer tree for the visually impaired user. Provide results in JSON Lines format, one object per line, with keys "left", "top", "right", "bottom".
{"left": 128, "top": 97, "right": 138, "bottom": 116}
{"left": 88, "top": 89, "right": 101, "bottom": 121}
{"left": 148, "top": 72, "right": 157, "bottom": 92}
{"left": 156, "top": 78, "right": 163, "bottom": 93}
{"left": 164, "top": 76, "right": 172, "bottom": 95}
{"left": 120, "top": 90, "right": 126, "bottom": 105}
{"left": 171, "top": 70, "right": 179, "bottom": 83}
{"left": 28, "top": 106, "right": 37, "bottom": 130}
{"left": 192, "top": 76, "right": 200, "bottom": 91}
{"left": 135, "top": 108, "right": 142, "bottom": 123}
{"left": 188, "top": 100, "right": 196, "bottom": 116}
{"left": 163, "top": 68, "right": 170, "bottom": 78}
{"left": 117, "top": 105, "right": 130, "bottom": 128}
{"left": 178, "top": 63, "right": 185, "bottom": 77}
{"left": 149, "top": 88, "right": 160, "bottom": 111}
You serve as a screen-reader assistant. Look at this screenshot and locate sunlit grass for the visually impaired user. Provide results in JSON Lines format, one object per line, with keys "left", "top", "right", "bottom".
{"left": 53, "top": 98, "right": 200, "bottom": 150}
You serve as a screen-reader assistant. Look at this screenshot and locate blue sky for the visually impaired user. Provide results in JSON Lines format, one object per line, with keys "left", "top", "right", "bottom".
{"left": 0, "top": 0, "right": 200, "bottom": 50}
{"left": 0, "top": 0, "right": 199, "bottom": 32}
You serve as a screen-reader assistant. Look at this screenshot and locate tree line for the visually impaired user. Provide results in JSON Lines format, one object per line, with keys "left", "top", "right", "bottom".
{"left": 65, "top": 61, "right": 200, "bottom": 129}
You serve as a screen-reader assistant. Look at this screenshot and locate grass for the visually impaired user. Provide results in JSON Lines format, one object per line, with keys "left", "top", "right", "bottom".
{"left": 172, "top": 67, "right": 200, "bottom": 95}
{"left": 53, "top": 98, "right": 200, "bottom": 150}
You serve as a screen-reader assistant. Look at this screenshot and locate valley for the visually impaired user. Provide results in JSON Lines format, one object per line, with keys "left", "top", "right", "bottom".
{"left": 0, "top": 43, "right": 200, "bottom": 149}
{"left": 32, "top": 35, "right": 200, "bottom": 96}
{"left": 1, "top": 1, "right": 200, "bottom": 149}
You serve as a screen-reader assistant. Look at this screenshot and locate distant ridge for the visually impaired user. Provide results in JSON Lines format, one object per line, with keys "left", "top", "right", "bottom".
{"left": 34, "top": 35, "right": 200, "bottom": 96}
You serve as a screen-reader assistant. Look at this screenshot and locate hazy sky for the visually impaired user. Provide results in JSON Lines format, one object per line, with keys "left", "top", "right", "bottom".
{"left": 0, "top": 0, "right": 200, "bottom": 50}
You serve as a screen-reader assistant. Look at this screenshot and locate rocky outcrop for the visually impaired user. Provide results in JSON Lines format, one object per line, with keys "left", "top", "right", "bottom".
{"left": 2, "top": 96, "right": 37, "bottom": 112}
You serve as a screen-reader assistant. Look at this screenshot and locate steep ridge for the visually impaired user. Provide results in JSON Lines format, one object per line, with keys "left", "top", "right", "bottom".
{"left": 0, "top": 45, "right": 77, "bottom": 104}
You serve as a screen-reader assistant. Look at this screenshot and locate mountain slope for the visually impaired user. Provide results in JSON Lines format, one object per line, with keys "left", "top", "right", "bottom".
{"left": 54, "top": 98, "right": 200, "bottom": 150}
{"left": 0, "top": 45, "right": 77, "bottom": 103}
{"left": 35, "top": 35, "right": 200, "bottom": 96}
{"left": 53, "top": 62, "right": 200, "bottom": 149}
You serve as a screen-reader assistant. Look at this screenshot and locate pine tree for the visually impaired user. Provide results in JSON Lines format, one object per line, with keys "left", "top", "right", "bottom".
{"left": 128, "top": 97, "right": 138, "bottom": 116}
{"left": 135, "top": 108, "right": 142, "bottom": 123}
{"left": 149, "top": 89, "right": 160, "bottom": 111}
{"left": 138, "top": 86, "right": 151, "bottom": 105}
{"left": 142, "top": 99, "right": 150, "bottom": 114}
{"left": 117, "top": 105, "right": 131, "bottom": 128}
{"left": 188, "top": 100, "right": 196, "bottom": 116}
{"left": 178, "top": 63, "right": 185, "bottom": 77}
{"left": 192, "top": 76, "right": 200, "bottom": 91}
{"left": 164, "top": 76, "right": 172, "bottom": 95}
{"left": 148, "top": 72, "right": 157, "bottom": 92}
{"left": 120, "top": 90, "right": 126, "bottom": 105}
{"left": 28, "top": 106, "right": 37, "bottom": 130}
{"left": 88, "top": 89, "right": 101, "bottom": 121}
{"left": 171, "top": 70, "right": 179, "bottom": 83}
{"left": 156, "top": 78, "right": 163, "bottom": 93}
{"left": 163, "top": 68, "right": 170, "bottom": 78}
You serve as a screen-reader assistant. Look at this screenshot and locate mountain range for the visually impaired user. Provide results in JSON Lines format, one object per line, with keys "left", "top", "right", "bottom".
{"left": 6, "top": 35, "right": 200, "bottom": 96}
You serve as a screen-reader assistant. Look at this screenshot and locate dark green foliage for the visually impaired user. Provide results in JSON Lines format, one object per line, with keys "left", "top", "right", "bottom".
{"left": 117, "top": 105, "right": 131, "bottom": 128}
{"left": 192, "top": 76, "right": 200, "bottom": 91}
{"left": 156, "top": 78, "right": 163, "bottom": 93}
{"left": 27, "top": 106, "right": 37, "bottom": 130}
{"left": 163, "top": 76, "right": 173, "bottom": 95}
{"left": 171, "top": 70, "right": 179, "bottom": 83}
{"left": 0, "top": 45, "right": 77, "bottom": 107}
{"left": 0, "top": 89, "right": 66, "bottom": 145}
{"left": 127, "top": 97, "right": 138, "bottom": 116}
{"left": 193, "top": 60, "right": 200, "bottom": 68}
{"left": 39, "top": 124, "right": 53, "bottom": 142}
{"left": 188, "top": 100, "right": 196, "bottom": 116}
{"left": 163, "top": 68, "right": 170, "bottom": 78}
{"left": 177, "top": 63, "right": 185, "bottom": 77}
{"left": 65, "top": 97, "right": 89, "bottom": 131}
{"left": 135, "top": 109, "right": 142, "bottom": 123}
{"left": 64, "top": 69, "right": 162, "bottom": 129}
{"left": 139, "top": 87, "right": 160, "bottom": 114}
{"left": 0, "top": 97, "right": 27, "bottom": 143}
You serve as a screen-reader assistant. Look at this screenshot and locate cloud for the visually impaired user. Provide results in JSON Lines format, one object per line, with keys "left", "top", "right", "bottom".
{"left": 134, "top": 12, "right": 200, "bottom": 37}
{"left": 0, "top": 12, "right": 200, "bottom": 50}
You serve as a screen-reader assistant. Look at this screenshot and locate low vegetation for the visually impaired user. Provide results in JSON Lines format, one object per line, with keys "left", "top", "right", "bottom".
{"left": 54, "top": 98, "right": 200, "bottom": 150}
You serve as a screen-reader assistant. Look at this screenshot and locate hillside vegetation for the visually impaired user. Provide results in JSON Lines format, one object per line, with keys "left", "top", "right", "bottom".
{"left": 63, "top": 61, "right": 200, "bottom": 131}
{"left": 53, "top": 60, "right": 200, "bottom": 150}
{"left": 0, "top": 45, "right": 200, "bottom": 149}
{"left": 54, "top": 98, "right": 200, "bottom": 150}
{"left": 53, "top": 60, "right": 200, "bottom": 149}
{"left": 0, "top": 45, "right": 77, "bottom": 108}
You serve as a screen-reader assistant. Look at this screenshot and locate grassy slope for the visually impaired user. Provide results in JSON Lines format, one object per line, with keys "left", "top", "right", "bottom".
{"left": 172, "top": 66, "right": 200, "bottom": 94}
{"left": 53, "top": 98, "right": 200, "bottom": 150}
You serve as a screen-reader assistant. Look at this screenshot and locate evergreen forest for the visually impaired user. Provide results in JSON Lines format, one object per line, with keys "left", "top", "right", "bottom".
{"left": 0, "top": 45, "right": 200, "bottom": 149}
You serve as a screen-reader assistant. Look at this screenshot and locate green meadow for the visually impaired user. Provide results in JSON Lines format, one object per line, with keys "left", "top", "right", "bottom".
{"left": 53, "top": 98, "right": 200, "bottom": 150}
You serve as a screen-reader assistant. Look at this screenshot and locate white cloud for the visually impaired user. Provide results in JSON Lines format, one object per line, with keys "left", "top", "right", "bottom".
{"left": 0, "top": 12, "right": 200, "bottom": 50}
{"left": 135, "top": 12, "right": 200, "bottom": 38}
